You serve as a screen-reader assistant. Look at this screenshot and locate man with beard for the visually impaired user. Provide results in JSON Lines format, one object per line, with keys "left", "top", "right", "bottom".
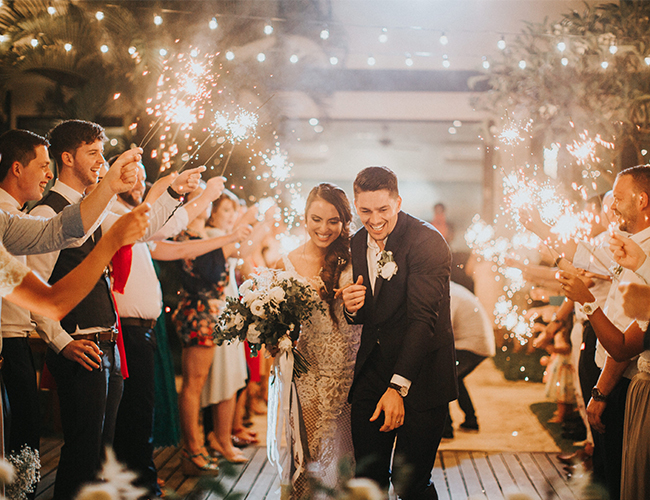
{"left": 525, "top": 166, "right": 650, "bottom": 500}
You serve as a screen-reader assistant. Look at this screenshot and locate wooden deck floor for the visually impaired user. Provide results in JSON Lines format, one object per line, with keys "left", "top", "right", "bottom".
{"left": 34, "top": 437, "right": 583, "bottom": 500}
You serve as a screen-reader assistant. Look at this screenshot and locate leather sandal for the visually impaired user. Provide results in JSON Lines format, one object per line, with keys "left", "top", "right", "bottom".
{"left": 180, "top": 449, "right": 219, "bottom": 476}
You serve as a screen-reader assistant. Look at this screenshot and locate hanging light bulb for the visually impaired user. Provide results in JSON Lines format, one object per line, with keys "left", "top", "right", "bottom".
{"left": 378, "top": 28, "right": 388, "bottom": 44}
{"left": 128, "top": 46, "right": 136, "bottom": 55}
{"left": 95, "top": 11, "right": 104, "bottom": 21}
{"left": 153, "top": 15, "right": 163, "bottom": 25}
{"left": 64, "top": 43, "right": 72, "bottom": 52}
{"left": 439, "top": 33, "right": 448, "bottom": 45}
{"left": 30, "top": 38, "right": 38, "bottom": 48}
{"left": 100, "top": 44, "right": 109, "bottom": 53}
{"left": 482, "top": 56, "right": 490, "bottom": 69}
{"left": 561, "top": 57, "right": 569, "bottom": 66}
{"left": 405, "top": 56, "right": 414, "bottom": 67}
{"left": 289, "top": 54, "right": 299, "bottom": 64}
{"left": 0, "top": 35, "right": 7, "bottom": 43}
{"left": 264, "top": 23, "right": 274, "bottom": 35}
{"left": 367, "top": 55, "right": 376, "bottom": 66}
{"left": 497, "top": 37, "right": 506, "bottom": 50}
{"left": 609, "top": 44, "right": 618, "bottom": 54}
{"left": 159, "top": 48, "right": 168, "bottom": 57}
{"left": 320, "top": 27, "right": 330, "bottom": 40}
{"left": 225, "top": 51, "right": 235, "bottom": 61}
{"left": 601, "top": 61, "right": 609, "bottom": 69}
{"left": 209, "top": 17, "right": 218, "bottom": 30}
{"left": 329, "top": 56, "right": 339, "bottom": 65}
{"left": 518, "top": 60, "right": 526, "bottom": 69}
{"left": 645, "top": 56, "right": 650, "bottom": 65}
{"left": 257, "top": 52, "right": 266, "bottom": 62}
{"left": 47, "top": 5, "right": 56, "bottom": 15}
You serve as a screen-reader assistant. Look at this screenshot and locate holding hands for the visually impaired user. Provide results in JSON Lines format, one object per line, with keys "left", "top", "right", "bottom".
{"left": 556, "top": 270, "right": 595, "bottom": 305}
{"left": 339, "top": 275, "right": 366, "bottom": 314}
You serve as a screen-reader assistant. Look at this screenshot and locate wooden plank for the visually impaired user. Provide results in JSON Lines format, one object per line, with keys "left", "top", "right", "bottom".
{"left": 485, "top": 452, "right": 517, "bottom": 495}
{"left": 532, "top": 453, "right": 577, "bottom": 500}
{"left": 471, "top": 452, "right": 505, "bottom": 500}
{"left": 431, "top": 453, "right": 451, "bottom": 500}
{"left": 546, "top": 452, "right": 585, "bottom": 498}
{"left": 249, "top": 458, "right": 279, "bottom": 499}
{"left": 502, "top": 452, "right": 540, "bottom": 499}
{"left": 456, "top": 451, "right": 484, "bottom": 497}
{"left": 440, "top": 451, "right": 467, "bottom": 499}
{"left": 226, "top": 447, "right": 268, "bottom": 498}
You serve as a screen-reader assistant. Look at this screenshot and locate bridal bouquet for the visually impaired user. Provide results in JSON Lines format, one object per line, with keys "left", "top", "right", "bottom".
{"left": 215, "top": 268, "right": 324, "bottom": 376}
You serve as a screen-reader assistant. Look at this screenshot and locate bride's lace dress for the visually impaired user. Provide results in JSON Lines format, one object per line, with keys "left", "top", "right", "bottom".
{"left": 284, "top": 257, "right": 361, "bottom": 498}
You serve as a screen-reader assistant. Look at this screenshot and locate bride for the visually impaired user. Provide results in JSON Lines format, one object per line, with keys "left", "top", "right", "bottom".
{"left": 276, "top": 183, "right": 361, "bottom": 498}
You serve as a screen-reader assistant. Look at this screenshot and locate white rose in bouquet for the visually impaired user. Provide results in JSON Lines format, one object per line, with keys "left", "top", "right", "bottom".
{"left": 242, "top": 289, "right": 260, "bottom": 306}
{"left": 250, "top": 300, "right": 266, "bottom": 317}
{"left": 247, "top": 324, "right": 261, "bottom": 343}
{"left": 278, "top": 334, "right": 293, "bottom": 353}
{"left": 239, "top": 279, "right": 253, "bottom": 296}
{"left": 379, "top": 261, "right": 397, "bottom": 280}
{"left": 268, "top": 286, "right": 286, "bottom": 304}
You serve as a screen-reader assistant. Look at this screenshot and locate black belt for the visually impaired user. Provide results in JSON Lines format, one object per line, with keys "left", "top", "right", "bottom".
{"left": 120, "top": 317, "right": 157, "bottom": 330}
{"left": 73, "top": 328, "right": 119, "bottom": 343}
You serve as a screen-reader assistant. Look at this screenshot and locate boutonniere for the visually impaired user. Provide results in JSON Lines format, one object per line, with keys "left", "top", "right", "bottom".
{"left": 378, "top": 250, "right": 398, "bottom": 280}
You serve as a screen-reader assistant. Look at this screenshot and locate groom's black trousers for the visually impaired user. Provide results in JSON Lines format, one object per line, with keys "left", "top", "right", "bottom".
{"left": 351, "top": 344, "right": 446, "bottom": 500}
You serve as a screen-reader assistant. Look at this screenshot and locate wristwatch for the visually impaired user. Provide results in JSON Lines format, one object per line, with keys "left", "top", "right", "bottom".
{"left": 389, "top": 382, "right": 408, "bottom": 398}
{"left": 581, "top": 300, "right": 599, "bottom": 316}
{"left": 591, "top": 387, "right": 608, "bottom": 403}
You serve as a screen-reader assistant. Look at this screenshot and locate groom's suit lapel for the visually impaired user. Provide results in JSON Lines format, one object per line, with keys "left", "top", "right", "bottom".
{"left": 373, "top": 211, "right": 407, "bottom": 306}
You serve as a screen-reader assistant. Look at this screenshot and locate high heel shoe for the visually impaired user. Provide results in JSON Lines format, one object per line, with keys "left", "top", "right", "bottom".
{"left": 181, "top": 449, "right": 219, "bottom": 476}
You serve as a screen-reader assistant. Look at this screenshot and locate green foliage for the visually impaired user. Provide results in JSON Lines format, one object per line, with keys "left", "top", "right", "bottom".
{"left": 473, "top": 0, "right": 650, "bottom": 173}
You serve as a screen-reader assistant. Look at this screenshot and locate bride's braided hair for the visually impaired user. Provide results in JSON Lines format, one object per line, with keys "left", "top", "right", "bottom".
{"left": 305, "top": 183, "right": 352, "bottom": 324}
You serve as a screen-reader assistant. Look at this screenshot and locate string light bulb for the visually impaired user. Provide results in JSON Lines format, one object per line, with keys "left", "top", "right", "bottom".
{"left": 497, "top": 37, "right": 506, "bottom": 50}
{"left": 159, "top": 48, "right": 167, "bottom": 57}
{"left": 482, "top": 56, "right": 490, "bottom": 69}
{"left": 601, "top": 61, "right": 609, "bottom": 69}
{"left": 561, "top": 57, "right": 569, "bottom": 66}
{"left": 439, "top": 33, "right": 448, "bottom": 45}
{"left": 47, "top": 5, "right": 56, "bottom": 15}
{"left": 609, "top": 44, "right": 618, "bottom": 54}
{"left": 209, "top": 17, "right": 218, "bottom": 30}
{"left": 95, "top": 11, "right": 104, "bottom": 21}
{"left": 0, "top": 35, "right": 7, "bottom": 43}
{"left": 378, "top": 28, "right": 388, "bottom": 44}
{"left": 257, "top": 52, "right": 266, "bottom": 62}
{"left": 100, "top": 44, "right": 109, "bottom": 53}
{"left": 264, "top": 23, "right": 273, "bottom": 35}
{"left": 320, "top": 28, "right": 330, "bottom": 40}
{"left": 557, "top": 41, "right": 566, "bottom": 52}
{"left": 289, "top": 54, "right": 298, "bottom": 64}
{"left": 442, "top": 54, "right": 450, "bottom": 68}
{"left": 329, "top": 56, "right": 338, "bottom": 65}
{"left": 367, "top": 55, "right": 376, "bottom": 66}
{"left": 225, "top": 51, "right": 235, "bottom": 60}
{"left": 518, "top": 60, "right": 526, "bottom": 69}
{"left": 645, "top": 56, "right": 650, "bottom": 65}
{"left": 153, "top": 15, "right": 163, "bottom": 25}
{"left": 405, "top": 56, "right": 414, "bottom": 67}
{"left": 128, "top": 46, "right": 136, "bottom": 55}
{"left": 30, "top": 38, "right": 38, "bottom": 48}
{"left": 64, "top": 43, "right": 72, "bottom": 52}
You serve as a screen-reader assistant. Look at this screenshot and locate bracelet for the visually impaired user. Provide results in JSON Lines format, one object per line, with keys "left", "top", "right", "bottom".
{"left": 167, "top": 185, "right": 183, "bottom": 200}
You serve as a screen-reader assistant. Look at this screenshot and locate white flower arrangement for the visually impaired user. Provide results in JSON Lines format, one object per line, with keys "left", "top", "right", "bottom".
{"left": 216, "top": 268, "right": 325, "bottom": 376}
{"left": 377, "top": 250, "right": 398, "bottom": 281}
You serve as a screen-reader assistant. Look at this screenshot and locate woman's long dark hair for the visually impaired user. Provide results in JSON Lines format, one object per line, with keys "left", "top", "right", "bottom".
{"left": 305, "top": 183, "right": 352, "bottom": 324}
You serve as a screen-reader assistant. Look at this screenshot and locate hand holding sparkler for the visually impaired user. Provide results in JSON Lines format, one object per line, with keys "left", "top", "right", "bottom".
{"left": 556, "top": 270, "right": 595, "bottom": 305}
{"left": 519, "top": 207, "right": 551, "bottom": 241}
{"left": 203, "top": 175, "right": 226, "bottom": 201}
{"left": 609, "top": 232, "right": 647, "bottom": 272}
{"left": 170, "top": 165, "right": 206, "bottom": 196}
{"left": 618, "top": 282, "right": 650, "bottom": 322}
{"left": 104, "top": 147, "right": 143, "bottom": 194}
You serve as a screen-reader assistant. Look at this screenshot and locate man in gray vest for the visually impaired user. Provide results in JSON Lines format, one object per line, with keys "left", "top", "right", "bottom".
{"left": 28, "top": 120, "right": 202, "bottom": 499}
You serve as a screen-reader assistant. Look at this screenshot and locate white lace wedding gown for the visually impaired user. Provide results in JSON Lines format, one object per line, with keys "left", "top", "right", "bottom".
{"left": 283, "top": 257, "right": 361, "bottom": 498}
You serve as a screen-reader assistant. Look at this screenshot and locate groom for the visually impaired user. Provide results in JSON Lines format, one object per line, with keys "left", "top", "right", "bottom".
{"left": 342, "top": 166, "right": 457, "bottom": 499}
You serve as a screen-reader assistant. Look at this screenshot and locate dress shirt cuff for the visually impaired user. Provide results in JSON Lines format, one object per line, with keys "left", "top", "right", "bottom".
{"left": 61, "top": 203, "right": 86, "bottom": 238}
{"left": 343, "top": 307, "right": 357, "bottom": 319}
{"left": 390, "top": 374, "right": 411, "bottom": 390}
{"left": 635, "top": 257, "right": 650, "bottom": 284}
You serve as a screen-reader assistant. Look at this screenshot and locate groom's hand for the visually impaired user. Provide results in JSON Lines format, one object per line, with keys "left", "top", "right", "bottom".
{"left": 371, "top": 388, "right": 405, "bottom": 432}
{"left": 341, "top": 275, "right": 366, "bottom": 313}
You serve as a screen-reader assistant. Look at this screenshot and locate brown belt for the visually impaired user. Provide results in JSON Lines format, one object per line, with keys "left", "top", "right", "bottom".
{"left": 73, "top": 328, "right": 119, "bottom": 343}
{"left": 120, "top": 318, "right": 157, "bottom": 330}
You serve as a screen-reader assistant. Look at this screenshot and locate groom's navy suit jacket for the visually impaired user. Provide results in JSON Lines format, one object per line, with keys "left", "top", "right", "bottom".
{"left": 348, "top": 211, "right": 458, "bottom": 410}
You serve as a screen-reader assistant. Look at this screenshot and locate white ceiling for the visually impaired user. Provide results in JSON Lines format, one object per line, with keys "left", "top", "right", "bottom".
{"left": 330, "top": 0, "right": 599, "bottom": 71}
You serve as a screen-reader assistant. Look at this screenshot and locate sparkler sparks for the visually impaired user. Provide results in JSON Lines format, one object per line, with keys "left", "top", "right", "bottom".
{"left": 213, "top": 108, "right": 259, "bottom": 144}
{"left": 497, "top": 119, "right": 533, "bottom": 146}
